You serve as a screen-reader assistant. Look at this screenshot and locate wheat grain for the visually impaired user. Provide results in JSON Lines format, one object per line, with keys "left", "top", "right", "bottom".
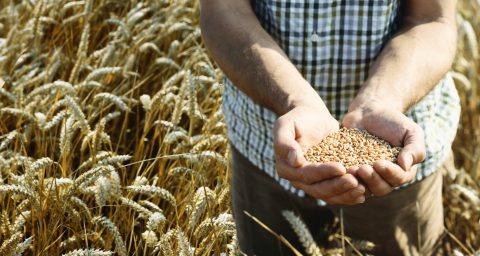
{"left": 142, "top": 230, "right": 158, "bottom": 247}
{"left": 227, "top": 234, "right": 243, "bottom": 256}
{"left": 13, "top": 235, "right": 33, "bottom": 255}
{"left": 92, "top": 216, "right": 127, "bottom": 256}
{"left": 126, "top": 185, "right": 176, "bottom": 206}
{"left": 34, "top": 112, "right": 47, "bottom": 127}
{"left": 94, "top": 177, "right": 110, "bottom": 207}
{"left": 61, "top": 1, "right": 85, "bottom": 15}
{"left": 59, "top": 115, "right": 75, "bottom": 156}
{"left": 0, "top": 232, "right": 23, "bottom": 255}
{"left": 94, "top": 92, "right": 131, "bottom": 112}
{"left": 460, "top": 19, "right": 479, "bottom": 60}
{"left": 30, "top": 157, "right": 54, "bottom": 172}
{"left": 194, "top": 75, "right": 216, "bottom": 85}
{"left": 13, "top": 53, "right": 33, "bottom": 70}
{"left": 31, "top": 0, "right": 44, "bottom": 50}
{"left": 139, "top": 94, "right": 152, "bottom": 111}
{"left": 155, "top": 120, "right": 188, "bottom": 133}
{"left": 195, "top": 61, "right": 216, "bottom": 78}
{"left": 59, "top": 236, "right": 78, "bottom": 249}
{"left": 0, "top": 210, "right": 12, "bottom": 237}
{"left": 137, "top": 201, "right": 162, "bottom": 215}
{"left": 147, "top": 212, "right": 166, "bottom": 231}
{"left": 0, "top": 130, "right": 18, "bottom": 151}
{"left": 189, "top": 187, "right": 215, "bottom": 229}
{"left": 0, "top": 108, "right": 35, "bottom": 122}
{"left": 105, "top": 18, "right": 131, "bottom": 39}
{"left": 99, "top": 43, "right": 117, "bottom": 67}
{"left": 43, "top": 110, "right": 68, "bottom": 131}
{"left": 76, "top": 151, "right": 113, "bottom": 171}
{"left": 192, "top": 135, "right": 227, "bottom": 152}
{"left": 119, "top": 197, "right": 152, "bottom": 218}
{"left": 162, "top": 151, "right": 227, "bottom": 167}
{"left": 74, "top": 165, "right": 115, "bottom": 188}
{"left": 46, "top": 50, "right": 62, "bottom": 82}
{"left": 65, "top": 96, "right": 90, "bottom": 133}
{"left": 216, "top": 188, "right": 231, "bottom": 211}
{"left": 26, "top": 80, "right": 76, "bottom": 100}
{"left": 153, "top": 229, "right": 175, "bottom": 256}
{"left": 0, "top": 87, "right": 16, "bottom": 102}
{"left": 156, "top": 57, "right": 181, "bottom": 70}
{"left": 44, "top": 178, "right": 74, "bottom": 192}
{"left": 166, "top": 22, "right": 192, "bottom": 35}
{"left": 62, "top": 249, "right": 114, "bottom": 256}
{"left": 139, "top": 42, "right": 162, "bottom": 55}
{"left": 164, "top": 131, "right": 189, "bottom": 144}
{"left": 102, "top": 111, "right": 122, "bottom": 123}
{"left": 93, "top": 155, "right": 131, "bottom": 168}
{"left": 194, "top": 217, "right": 214, "bottom": 239}
{"left": 13, "top": 210, "right": 30, "bottom": 232}
{"left": 70, "top": 196, "right": 92, "bottom": 219}
{"left": 451, "top": 184, "right": 480, "bottom": 207}
{"left": 84, "top": 67, "right": 122, "bottom": 82}
{"left": 282, "top": 210, "right": 322, "bottom": 256}
{"left": 124, "top": 54, "right": 136, "bottom": 74}
{"left": 177, "top": 229, "right": 194, "bottom": 256}
{"left": 0, "top": 185, "right": 35, "bottom": 198}
{"left": 127, "top": 8, "right": 149, "bottom": 28}
{"left": 304, "top": 128, "right": 401, "bottom": 168}
{"left": 184, "top": 70, "right": 200, "bottom": 122}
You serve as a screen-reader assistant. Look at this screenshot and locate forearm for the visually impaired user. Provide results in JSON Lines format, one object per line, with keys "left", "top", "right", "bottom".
{"left": 199, "top": 0, "right": 325, "bottom": 115}
{"left": 353, "top": 20, "right": 457, "bottom": 112}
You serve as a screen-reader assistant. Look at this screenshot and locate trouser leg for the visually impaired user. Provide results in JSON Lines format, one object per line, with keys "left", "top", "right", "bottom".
{"left": 329, "top": 171, "right": 444, "bottom": 256}
{"left": 231, "top": 144, "right": 444, "bottom": 256}
{"left": 230, "top": 146, "right": 334, "bottom": 256}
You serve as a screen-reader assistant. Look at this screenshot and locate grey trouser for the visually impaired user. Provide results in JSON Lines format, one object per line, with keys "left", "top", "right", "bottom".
{"left": 230, "top": 146, "right": 444, "bottom": 256}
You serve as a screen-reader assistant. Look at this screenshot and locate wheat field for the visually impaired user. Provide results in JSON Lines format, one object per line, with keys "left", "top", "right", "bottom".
{"left": 0, "top": 0, "right": 478, "bottom": 255}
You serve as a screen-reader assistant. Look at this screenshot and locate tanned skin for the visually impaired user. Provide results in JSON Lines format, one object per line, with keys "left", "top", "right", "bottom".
{"left": 199, "top": 0, "right": 457, "bottom": 204}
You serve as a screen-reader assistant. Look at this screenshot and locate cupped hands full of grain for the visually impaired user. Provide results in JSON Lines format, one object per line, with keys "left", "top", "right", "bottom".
{"left": 304, "top": 128, "right": 401, "bottom": 168}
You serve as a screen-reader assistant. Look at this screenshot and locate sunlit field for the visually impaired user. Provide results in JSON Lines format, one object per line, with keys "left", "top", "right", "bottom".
{"left": 0, "top": 0, "right": 478, "bottom": 255}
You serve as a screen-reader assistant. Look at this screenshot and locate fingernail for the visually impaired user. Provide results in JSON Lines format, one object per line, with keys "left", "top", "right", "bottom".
{"left": 405, "top": 154, "right": 413, "bottom": 170}
{"left": 288, "top": 150, "right": 297, "bottom": 166}
{"left": 377, "top": 164, "right": 386, "bottom": 172}
{"left": 351, "top": 188, "right": 364, "bottom": 197}
{"left": 356, "top": 196, "right": 365, "bottom": 203}
{"left": 343, "top": 181, "right": 356, "bottom": 190}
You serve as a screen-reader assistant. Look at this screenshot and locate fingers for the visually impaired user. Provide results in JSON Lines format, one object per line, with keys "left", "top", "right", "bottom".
{"left": 397, "top": 126, "right": 426, "bottom": 171}
{"left": 276, "top": 160, "right": 346, "bottom": 184}
{"left": 325, "top": 185, "right": 366, "bottom": 205}
{"left": 273, "top": 116, "right": 306, "bottom": 167}
{"left": 373, "top": 160, "right": 417, "bottom": 187}
{"left": 356, "top": 164, "right": 393, "bottom": 196}
{"left": 294, "top": 174, "right": 366, "bottom": 205}
{"left": 292, "top": 174, "right": 360, "bottom": 199}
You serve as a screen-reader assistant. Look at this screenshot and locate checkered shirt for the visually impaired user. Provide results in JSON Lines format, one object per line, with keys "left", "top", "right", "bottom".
{"left": 222, "top": 0, "right": 461, "bottom": 196}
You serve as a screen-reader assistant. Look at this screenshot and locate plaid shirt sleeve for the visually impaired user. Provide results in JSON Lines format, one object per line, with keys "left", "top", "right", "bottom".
{"left": 222, "top": 0, "right": 461, "bottom": 197}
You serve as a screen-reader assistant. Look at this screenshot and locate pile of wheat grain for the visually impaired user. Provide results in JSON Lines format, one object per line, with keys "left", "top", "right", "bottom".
{"left": 0, "top": 0, "right": 478, "bottom": 255}
{"left": 304, "top": 128, "right": 400, "bottom": 168}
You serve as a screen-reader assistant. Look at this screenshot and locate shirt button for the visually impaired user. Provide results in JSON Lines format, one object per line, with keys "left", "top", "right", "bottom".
{"left": 311, "top": 32, "right": 320, "bottom": 42}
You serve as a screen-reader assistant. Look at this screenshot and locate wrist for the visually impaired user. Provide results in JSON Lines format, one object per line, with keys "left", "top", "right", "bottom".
{"left": 286, "top": 82, "right": 329, "bottom": 114}
{"left": 350, "top": 90, "right": 405, "bottom": 113}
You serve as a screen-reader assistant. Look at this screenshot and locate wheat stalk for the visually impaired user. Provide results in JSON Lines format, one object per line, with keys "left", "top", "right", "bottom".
{"left": 92, "top": 216, "right": 127, "bottom": 256}
{"left": 62, "top": 249, "right": 114, "bottom": 256}
{"left": 282, "top": 210, "right": 323, "bottom": 256}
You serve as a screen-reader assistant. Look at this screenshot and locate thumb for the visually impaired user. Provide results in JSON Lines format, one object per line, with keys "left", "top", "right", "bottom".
{"left": 398, "top": 126, "right": 426, "bottom": 171}
{"left": 273, "top": 116, "right": 306, "bottom": 168}
{"left": 341, "top": 111, "right": 363, "bottom": 129}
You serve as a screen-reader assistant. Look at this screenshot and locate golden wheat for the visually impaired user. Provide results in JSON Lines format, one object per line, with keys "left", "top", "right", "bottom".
{"left": 0, "top": 0, "right": 478, "bottom": 255}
